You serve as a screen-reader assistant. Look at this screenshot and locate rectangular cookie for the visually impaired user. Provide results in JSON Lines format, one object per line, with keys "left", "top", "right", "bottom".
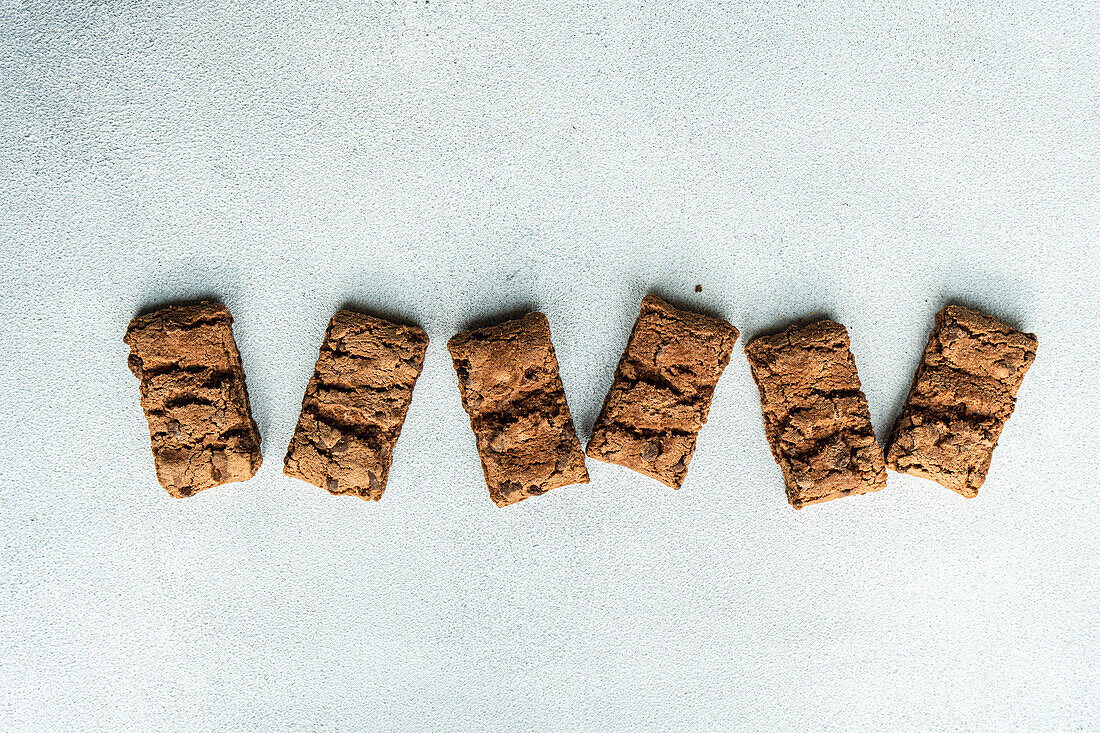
{"left": 744, "top": 320, "right": 886, "bottom": 508}
{"left": 284, "top": 311, "right": 428, "bottom": 501}
{"left": 886, "top": 305, "right": 1037, "bottom": 497}
{"left": 586, "top": 295, "right": 739, "bottom": 488}
{"left": 124, "top": 301, "right": 262, "bottom": 497}
{"left": 447, "top": 312, "right": 589, "bottom": 507}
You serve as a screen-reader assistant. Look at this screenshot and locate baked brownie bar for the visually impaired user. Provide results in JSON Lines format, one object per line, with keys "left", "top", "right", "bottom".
{"left": 124, "top": 302, "right": 262, "bottom": 497}
{"left": 586, "top": 295, "right": 739, "bottom": 488}
{"left": 886, "top": 305, "right": 1037, "bottom": 497}
{"left": 284, "top": 311, "right": 428, "bottom": 501}
{"left": 448, "top": 312, "right": 589, "bottom": 507}
{"left": 744, "top": 320, "right": 886, "bottom": 508}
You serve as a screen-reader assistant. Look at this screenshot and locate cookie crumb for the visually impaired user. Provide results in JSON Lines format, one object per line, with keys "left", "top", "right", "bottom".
{"left": 694, "top": 285, "right": 702, "bottom": 293}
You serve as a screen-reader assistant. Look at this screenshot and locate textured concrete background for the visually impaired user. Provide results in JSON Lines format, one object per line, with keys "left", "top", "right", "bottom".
{"left": 1, "top": 1, "right": 1097, "bottom": 730}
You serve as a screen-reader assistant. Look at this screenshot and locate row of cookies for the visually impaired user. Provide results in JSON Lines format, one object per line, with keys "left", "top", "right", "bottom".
{"left": 123, "top": 296, "right": 1036, "bottom": 506}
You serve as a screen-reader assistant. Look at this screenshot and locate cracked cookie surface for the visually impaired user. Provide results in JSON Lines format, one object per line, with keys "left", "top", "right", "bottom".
{"left": 284, "top": 311, "right": 428, "bottom": 501}
{"left": 124, "top": 301, "right": 262, "bottom": 497}
{"left": 448, "top": 312, "right": 588, "bottom": 507}
{"left": 886, "top": 305, "right": 1037, "bottom": 497}
{"left": 586, "top": 295, "right": 739, "bottom": 488}
{"left": 745, "top": 320, "right": 885, "bottom": 508}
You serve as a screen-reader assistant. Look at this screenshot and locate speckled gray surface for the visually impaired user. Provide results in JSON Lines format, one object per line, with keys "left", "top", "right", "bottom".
{"left": 1, "top": 2, "right": 1097, "bottom": 730}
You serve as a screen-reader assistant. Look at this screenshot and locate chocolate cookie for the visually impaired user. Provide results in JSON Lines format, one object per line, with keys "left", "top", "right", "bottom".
{"left": 448, "top": 313, "right": 589, "bottom": 507}
{"left": 284, "top": 311, "right": 428, "bottom": 501}
{"left": 886, "top": 305, "right": 1037, "bottom": 497}
{"left": 586, "top": 295, "right": 739, "bottom": 488}
{"left": 745, "top": 320, "right": 886, "bottom": 508}
{"left": 124, "top": 302, "right": 262, "bottom": 497}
